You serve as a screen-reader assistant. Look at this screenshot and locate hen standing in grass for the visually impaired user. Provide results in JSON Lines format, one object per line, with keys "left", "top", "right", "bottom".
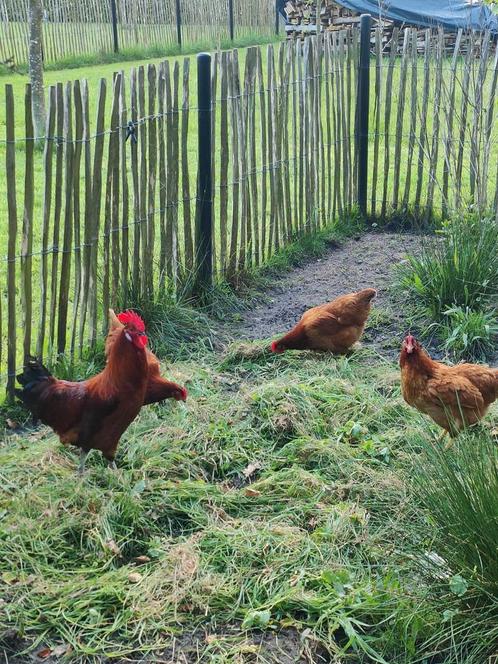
{"left": 271, "top": 288, "right": 376, "bottom": 354}
{"left": 107, "top": 309, "right": 188, "bottom": 405}
{"left": 400, "top": 334, "right": 498, "bottom": 439}
{"left": 16, "top": 311, "right": 149, "bottom": 473}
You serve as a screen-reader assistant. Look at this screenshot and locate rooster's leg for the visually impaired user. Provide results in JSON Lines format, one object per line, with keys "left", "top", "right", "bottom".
{"left": 108, "top": 460, "right": 118, "bottom": 471}
{"left": 78, "top": 449, "right": 89, "bottom": 475}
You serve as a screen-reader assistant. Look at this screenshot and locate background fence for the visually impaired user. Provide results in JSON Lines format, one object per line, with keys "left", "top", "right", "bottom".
{"left": 3, "top": 25, "right": 498, "bottom": 396}
{"left": 0, "top": 0, "right": 277, "bottom": 67}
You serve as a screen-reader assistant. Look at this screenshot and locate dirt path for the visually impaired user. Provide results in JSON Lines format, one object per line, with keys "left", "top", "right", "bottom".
{"left": 234, "top": 231, "right": 425, "bottom": 359}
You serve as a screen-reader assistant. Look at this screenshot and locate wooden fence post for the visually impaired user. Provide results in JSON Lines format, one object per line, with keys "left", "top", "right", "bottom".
{"left": 228, "top": 0, "right": 234, "bottom": 41}
{"left": 275, "top": 0, "right": 280, "bottom": 35}
{"left": 176, "top": 0, "right": 182, "bottom": 49}
{"left": 196, "top": 53, "right": 212, "bottom": 291}
{"left": 357, "top": 13, "right": 371, "bottom": 217}
{"left": 110, "top": 0, "right": 119, "bottom": 53}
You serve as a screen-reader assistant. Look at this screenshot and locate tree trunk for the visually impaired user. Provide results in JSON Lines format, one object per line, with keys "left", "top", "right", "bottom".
{"left": 28, "top": 0, "right": 45, "bottom": 140}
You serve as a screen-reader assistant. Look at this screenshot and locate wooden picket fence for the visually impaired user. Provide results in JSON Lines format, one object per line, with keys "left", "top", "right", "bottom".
{"left": 0, "top": 0, "right": 275, "bottom": 68}
{"left": 3, "top": 26, "right": 498, "bottom": 396}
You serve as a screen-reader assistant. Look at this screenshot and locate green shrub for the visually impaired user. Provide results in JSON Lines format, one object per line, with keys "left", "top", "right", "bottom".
{"left": 439, "top": 306, "right": 498, "bottom": 361}
{"left": 413, "top": 431, "right": 498, "bottom": 661}
{"left": 398, "top": 215, "right": 498, "bottom": 321}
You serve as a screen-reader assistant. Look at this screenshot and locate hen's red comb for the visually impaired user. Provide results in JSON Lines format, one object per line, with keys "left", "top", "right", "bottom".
{"left": 117, "top": 310, "right": 146, "bottom": 332}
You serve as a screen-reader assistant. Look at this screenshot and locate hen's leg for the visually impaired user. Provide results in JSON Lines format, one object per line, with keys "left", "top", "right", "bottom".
{"left": 108, "top": 460, "right": 118, "bottom": 471}
{"left": 78, "top": 449, "right": 89, "bottom": 475}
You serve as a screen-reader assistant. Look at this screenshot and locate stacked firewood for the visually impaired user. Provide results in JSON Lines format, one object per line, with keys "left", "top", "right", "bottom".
{"left": 284, "top": 0, "right": 362, "bottom": 37}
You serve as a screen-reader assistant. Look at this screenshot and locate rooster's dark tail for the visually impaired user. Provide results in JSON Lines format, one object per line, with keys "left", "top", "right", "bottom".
{"left": 15, "top": 357, "right": 53, "bottom": 421}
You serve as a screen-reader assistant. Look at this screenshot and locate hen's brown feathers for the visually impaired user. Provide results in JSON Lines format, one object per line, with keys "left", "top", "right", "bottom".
{"left": 272, "top": 288, "right": 376, "bottom": 353}
{"left": 400, "top": 336, "right": 498, "bottom": 434}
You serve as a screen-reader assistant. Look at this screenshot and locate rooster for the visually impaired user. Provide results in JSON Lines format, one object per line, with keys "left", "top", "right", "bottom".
{"left": 271, "top": 288, "right": 376, "bottom": 354}
{"left": 400, "top": 334, "right": 498, "bottom": 440}
{"left": 16, "top": 311, "right": 149, "bottom": 473}
{"left": 107, "top": 309, "right": 187, "bottom": 405}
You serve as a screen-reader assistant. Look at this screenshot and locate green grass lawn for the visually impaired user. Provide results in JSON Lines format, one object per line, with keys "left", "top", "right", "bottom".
{"left": 1, "top": 335, "right": 496, "bottom": 662}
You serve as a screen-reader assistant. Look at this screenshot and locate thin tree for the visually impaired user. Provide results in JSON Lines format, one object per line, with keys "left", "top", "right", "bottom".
{"left": 28, "top": 0, "right": 46, "bottom": 140}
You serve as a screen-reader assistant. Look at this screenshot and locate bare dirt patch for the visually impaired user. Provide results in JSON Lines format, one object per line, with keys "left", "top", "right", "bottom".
{"left": 234, "top": 231, "right": 425, "bottom": 360}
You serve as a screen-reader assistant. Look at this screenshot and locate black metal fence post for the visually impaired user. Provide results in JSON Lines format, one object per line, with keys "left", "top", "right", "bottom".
{"left": 228, "top": 0, "right": 234, "bottom": 41}
{"left": 196, "top": 53, "right": 213, "bottom": 291}
{"left": 175, "top": 0, "right": 182, "bottom": 49}
{"left": 110, "top": 0, "right": 119, "bottom": 53}
{"left": 357, "top": 13, "right": 371, "bottom": 217}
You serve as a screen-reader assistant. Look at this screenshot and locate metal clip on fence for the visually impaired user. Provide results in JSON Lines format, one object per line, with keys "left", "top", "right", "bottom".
{"left": 125, "top": 121, "right": 137, "bottom": 143}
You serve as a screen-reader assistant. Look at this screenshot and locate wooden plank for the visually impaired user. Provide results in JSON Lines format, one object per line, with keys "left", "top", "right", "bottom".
{"left": 211, "top": 51, "right": 218, "bottom": 274}
{"left": 146, "top": 64, "right": 157, "bottom": 296}
{"left": 219, "top": 51, "right": 229, "bottom": 274}
{"left": 425, "top": 30, "right": 444, "bottom": 218}
{"left": 89, "top": 79, "right": 107, "bottom": 345}
{"left": 371, "top": 27, "right": 382, "bottom": 216}
{"left": 48, "top": 82, "right": 64, "bottom": 352}
{"left": 129, "top": 68, "right": 141, "bottom": 293}
{"left": 469, "top": 32, "right": 491, "bottom": 206}
{"left": 164, "top": 61, "right": 174, "bottom": 281}
{"left": 414, "top": 30, "right": 431, "bottom": 211}
{"left": 57, "top": 82, "right": 74, "bottom": 354}
{"left": 392, "top": 28, "right": 409, "bottom": 209}
{"left": 380, "top": 27, "right": 398, "bottom": 218}
{"left": 37, "top": 86, "right": 56, "bottom": 357}
{"left": 157, "top": 62, "right": 167, "bottom": 290}
{"left": 5, "top": 85, "right": 18, "bottom": 398}
{"left": 257, "top": 47, "right": 268, "bottom": 261}
{"left": 441, "top": 30, "right": 462, "bottom": 216}
{"left": 21, "top": 84, "right": 34, "bottom": 362}
{"left": 137, "top": 66, "right": 148, "bottom": 297}
{"left": 228, "top": 50, "right": 240, "bottom": 277}
{"left": 291, "top": 39, "right": 300, "bottom": 235}
{"left": 170, "top": 61, "right": 180, "bottom": 283}
{"left": 119, "top": 71, "right": 130, "bottom": 302}
{"left": 267, "top": 44, "right": 278, "bottom": 253}
{"left": 332, "top": 31, "right": 343, "bottom": 219}
{"left": 70, "top": 79, "right": 84, "bottom": 357}
{"left": 248, "top": 48, "right": 260, "bottom": 265}
{"left": 454, "top": 34, "right": 473, "bottom": 210}
{"left": 402, "top": 29, "right": 419, "bottom": 211}
{"left": 482, "top": 42, "right": 498, "bottom": 210}
{"left": 110, "top": 74, "right": 122, "bottom": 309}
{"left": 78, "top": 80, "right": 93, "bottom": 355}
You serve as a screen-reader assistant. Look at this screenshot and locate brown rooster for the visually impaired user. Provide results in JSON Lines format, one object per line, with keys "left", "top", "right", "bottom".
{"left": 271, "top": 288, "right": 376, "bottom": 354}
{"left": 400, "top": 334, "right": 498, "bottom": 439}
{"left": 16, "top": 310, "right": 149, "bottom": 473}
{"left": 107, "top": 309, "right": 187, "bottom": 405}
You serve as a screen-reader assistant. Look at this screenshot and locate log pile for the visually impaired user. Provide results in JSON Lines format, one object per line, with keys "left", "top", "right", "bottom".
{"left": 284, "top": 0, "right": 363, "bottom": 37}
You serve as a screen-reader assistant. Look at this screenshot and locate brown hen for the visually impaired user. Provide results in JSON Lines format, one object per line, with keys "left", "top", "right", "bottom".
{"left": 271, "top": 288, "right": 376, "bottom": 354}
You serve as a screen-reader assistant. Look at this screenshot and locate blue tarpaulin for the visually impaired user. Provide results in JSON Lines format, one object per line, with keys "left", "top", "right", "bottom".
{"left": 335, "top": 0, "right": 498, "bottom": 33}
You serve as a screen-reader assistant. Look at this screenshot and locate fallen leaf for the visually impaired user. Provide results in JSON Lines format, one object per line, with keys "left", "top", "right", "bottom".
{"left": 242, "top": 461, "right": 262, "bottom": 479}
{"left": 36, "top": 648, "right": 52, "bottom": 660}
{"left": 128, "top": 572, "right": 143, "bottom": 584}
{"left": 244, "top": 487, "right": 261, "bottom": 498}
{"left": 134, "top": 555, "right": 151, "bottom": 565}
{"left": 205, "top": 634, "right": 218, "bottom": 644}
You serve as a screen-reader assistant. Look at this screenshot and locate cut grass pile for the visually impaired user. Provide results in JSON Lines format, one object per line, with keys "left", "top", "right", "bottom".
{"left": 1, "top": 339, "right": 497, "bottom": 662}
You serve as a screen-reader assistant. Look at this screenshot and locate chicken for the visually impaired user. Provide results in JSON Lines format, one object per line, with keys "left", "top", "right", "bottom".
{"left": 16, "top": 310, "right": 149, "bottom": 473}
{"left": 400, "top": 334, "right": 498, "bottom": 437}
{"left": 271, "top": 288, "right": 376, "bottom": 354}
{"left": 107, "top": 309, "right": 187, "bottom": 405}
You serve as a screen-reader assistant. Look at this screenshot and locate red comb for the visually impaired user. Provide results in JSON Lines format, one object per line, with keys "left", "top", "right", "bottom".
{"left": 117, "top": 310, "right": 146, "bottom": 332}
